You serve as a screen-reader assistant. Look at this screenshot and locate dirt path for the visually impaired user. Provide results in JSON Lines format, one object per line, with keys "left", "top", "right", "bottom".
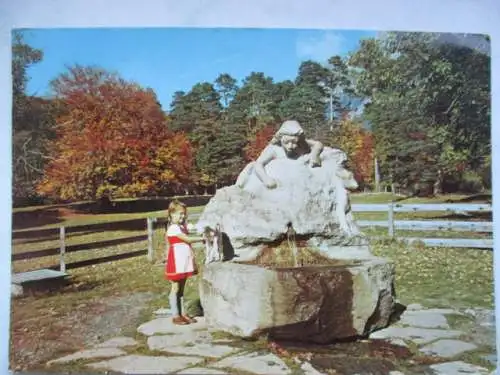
{"left": 10, "top": 292, "right": 157, "bottom": 371}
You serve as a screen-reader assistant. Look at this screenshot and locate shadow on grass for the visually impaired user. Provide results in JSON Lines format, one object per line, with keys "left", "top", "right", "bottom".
{"left": 427, "top": 211, "right": 492, "bottom": 221}
{"left": 451, "top": 193, "right": 492, "bottom": 203}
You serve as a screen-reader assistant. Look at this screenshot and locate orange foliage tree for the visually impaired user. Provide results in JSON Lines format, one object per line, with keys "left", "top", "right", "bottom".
{"left": 331, "top": 116, "right": 374, "bottom": 188}
{"left": 38, "top": 66, "right": 193, "bottom": 200}
{"left": 244, "top": 124, "right": 277, "bottom": 161}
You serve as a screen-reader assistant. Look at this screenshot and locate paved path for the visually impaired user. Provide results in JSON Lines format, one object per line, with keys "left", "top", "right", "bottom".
{"left": 45, "top": 303, "right": 497, "bottom": 374}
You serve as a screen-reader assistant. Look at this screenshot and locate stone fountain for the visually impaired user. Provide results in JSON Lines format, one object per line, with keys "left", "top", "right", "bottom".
{"left": 195, "top": 120, "right": 396, "bottom": 344}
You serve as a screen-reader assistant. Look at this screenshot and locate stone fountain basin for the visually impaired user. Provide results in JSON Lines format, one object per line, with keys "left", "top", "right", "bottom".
{"left": 199, "top": 256, "right": 395, "bottom": 344}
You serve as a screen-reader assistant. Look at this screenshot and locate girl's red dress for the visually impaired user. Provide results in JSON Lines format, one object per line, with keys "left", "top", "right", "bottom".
{"left": 165, "top": 223, "right": 197, "bottom": 281}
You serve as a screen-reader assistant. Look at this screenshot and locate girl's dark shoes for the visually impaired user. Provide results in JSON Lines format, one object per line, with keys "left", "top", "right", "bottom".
{"left": 172, "top": 316, "right": 189, "bottom": 325}
{"left": 182, "top": 315, "right": 197, "bottom": 324}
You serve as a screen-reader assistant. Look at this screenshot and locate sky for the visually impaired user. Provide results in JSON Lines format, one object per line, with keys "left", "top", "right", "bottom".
{"left": 21, "top": 27, "right": 377, "bottom": 110}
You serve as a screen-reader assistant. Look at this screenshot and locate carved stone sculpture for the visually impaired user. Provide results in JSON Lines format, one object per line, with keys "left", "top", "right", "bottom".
{"left": 196, "top": 120, "right": 396, "bottom": 343}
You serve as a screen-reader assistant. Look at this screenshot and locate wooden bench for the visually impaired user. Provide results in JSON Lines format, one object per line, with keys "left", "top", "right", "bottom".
{"left": 11, "top": 269, "right": 68, "bottom": 297}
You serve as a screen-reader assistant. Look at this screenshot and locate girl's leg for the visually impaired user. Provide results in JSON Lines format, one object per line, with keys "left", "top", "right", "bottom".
{"left": 178, "top": 279, "right": 198, "bottom": 323}
{"left": 169, "top": 281, "right": 180, "bottom": 316}
{"left": 169, "top": 281, "right": 188, "bottom": 325}
{"left": 177, "top": 278, "right": 186, "bottom": 317}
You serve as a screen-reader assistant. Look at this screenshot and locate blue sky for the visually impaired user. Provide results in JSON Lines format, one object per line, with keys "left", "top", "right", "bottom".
{"left": 21, "top": 28, "right": 376, "bottom": 110}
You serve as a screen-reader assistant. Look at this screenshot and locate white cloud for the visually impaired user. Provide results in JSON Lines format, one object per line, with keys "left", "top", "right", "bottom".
{"left": 296, "top": 31, "right": 346, "bottom": 62}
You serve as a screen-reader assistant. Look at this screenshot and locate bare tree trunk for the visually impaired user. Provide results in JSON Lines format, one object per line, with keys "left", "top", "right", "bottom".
{"left": 374, "top": 157, "right": 381, "bottom": 192}
{"left": 433, "top": 169, "right": 443, "bottom": 196}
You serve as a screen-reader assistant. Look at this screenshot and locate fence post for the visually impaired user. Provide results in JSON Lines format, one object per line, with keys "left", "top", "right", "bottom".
{"left": 147, "top": 217, "right": 154, "bottom": 262}
{"left": 388, "top": 202, "right": 395, "bottom": 238}
{"left": 59, "top": 226, "right": 66, "bottom": 272}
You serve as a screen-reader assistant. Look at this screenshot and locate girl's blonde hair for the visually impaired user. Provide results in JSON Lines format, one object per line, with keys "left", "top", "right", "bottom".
{"left": 166, "top": 200, "right": 187, "bottom": 226}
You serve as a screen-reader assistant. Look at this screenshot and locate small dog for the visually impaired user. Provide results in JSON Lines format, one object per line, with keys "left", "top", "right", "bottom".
{"left": 203, "top": 224, "right": 222, "bottom": 264}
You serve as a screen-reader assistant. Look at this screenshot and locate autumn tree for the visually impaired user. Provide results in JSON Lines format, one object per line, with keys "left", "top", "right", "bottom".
{"left": 38, "top": 66, "right": 193, "bottom": 200}
{"left": 330, "top": 115, "right": 374, "bottom": 188}
{"left": 244, "top": 124, "right": 277, "bottom": 162}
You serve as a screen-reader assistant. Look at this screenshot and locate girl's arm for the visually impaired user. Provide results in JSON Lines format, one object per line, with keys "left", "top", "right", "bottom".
{"left": 254, "top": 146, "right": 278, "bottom": 189}
{"left": 167, "top": 224, "right": 205, "bottom": 245}
{"left": 175, "top": 232, "right": 205, "bottom": 244}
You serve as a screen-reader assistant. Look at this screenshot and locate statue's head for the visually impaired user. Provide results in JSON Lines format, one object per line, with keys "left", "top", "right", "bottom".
{"left": 271, "top": 120, "right": 306, "bottom": 157}
{"left": 277, "top": 120, "right": 304, "bottom": 137}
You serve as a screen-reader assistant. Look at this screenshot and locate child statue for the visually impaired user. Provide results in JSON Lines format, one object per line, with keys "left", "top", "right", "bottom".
{"left": 236, "top": 120, "right": 337, "bottom": 189}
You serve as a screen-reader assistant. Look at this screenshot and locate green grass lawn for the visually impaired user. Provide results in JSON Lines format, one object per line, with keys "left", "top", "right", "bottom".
{"left": 9, "top": 193, "right": 494, "bottom": 370}
{"left": 372, "top": 239, "right": 493, "bottom": 308}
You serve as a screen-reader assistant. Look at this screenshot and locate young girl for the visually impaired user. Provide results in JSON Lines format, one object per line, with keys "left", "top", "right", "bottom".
{"left": 164, "top": 200, "right": 205, "bottom": 325}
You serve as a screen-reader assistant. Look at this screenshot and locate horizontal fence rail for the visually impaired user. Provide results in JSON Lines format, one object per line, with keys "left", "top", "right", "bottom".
{"left": 13, "top": 218, "right": 148, "bottom": 242}
{"left": 371, "top": 237, "right": 494, "bottom": 249}
{"left": 357, "top": 220, "right": 493, "bottom": 232}
{"left": 47, "top": 249, "right": 149, "bottom": 271}
{"left": 351, "top": 203, "right": 492, "bottom": 213}
{"left": 354, "top": 202, "right": 493, "bottom": 250}
{"left": 12, "top": 234, "right": 148, "bottom": 261}
{"left": 12, "top": 218, "right": 156, "bottom": 277}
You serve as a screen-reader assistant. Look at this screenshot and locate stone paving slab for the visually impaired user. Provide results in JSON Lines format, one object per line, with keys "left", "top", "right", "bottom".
{"left": 370, "top": 326, "right": 463, "bottom": 344}
{"left": 429, "top": 360, "right": 490, "bottom": 375}
{"left": 420, "top": 308, "right": 463, "bottom": 315}
{"left": 148, "top": 331, "right": 213, "bottom": 347}
{"left": 94, "top": 336, "right": 138, "bottom": 348}
{"left": 88, "top": 354, "right": 203, "bottom": 374}
{"left": 150, "top": 341, "right": 236, "bottom": 358}
{"left": 47, "top": 347, "right": 126, "bottom": 365}
{"left": 399, "top": 311, "right": 450, "bottom": 329}
{"left": 138, "top": 317, "right": 207, "bottom": 336}
{"left": 405, "top": 304, "right": 463, "bottom": 316}
{"left": 419, "top": 339, "right": 478, "bottom": 358}
{"left": 177, "top": 367, "right": 229, "bottom": 374}
{"left": 211, "top": 352, "right": 291, "bottom": 375}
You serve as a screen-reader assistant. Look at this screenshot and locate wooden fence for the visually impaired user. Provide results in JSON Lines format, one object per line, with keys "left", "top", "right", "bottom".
{"left": 11, "top": 217, "right": 158, "bottom": 274}
{"left": 351, "top": 203, "right": 493, "bottom": 249}
{"left": 11, "top": 203, "right": 493, "bottom": 276}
